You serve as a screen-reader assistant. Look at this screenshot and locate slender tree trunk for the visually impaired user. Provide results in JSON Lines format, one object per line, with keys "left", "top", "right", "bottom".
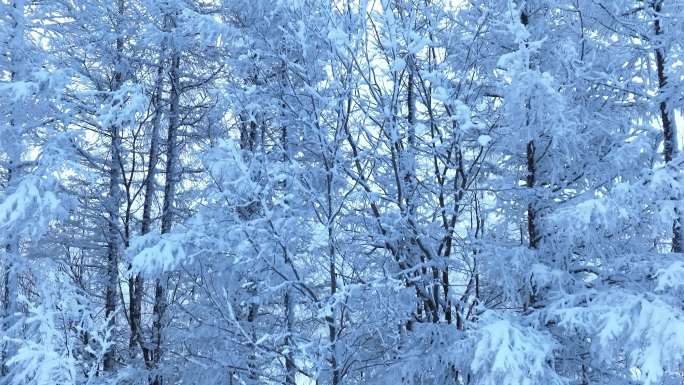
{"left": 284, "top": 290, "right": 296, "bottom": 385}
{"left": 325, "top": 168, "right": 340, "bottom": 385}
{"left": 1, "top": 212, "right": 18, "bottom": 378}
{"left": 238, "top": 109, "right": 260, "bottom": 384}
{"left": 103, "top": 80, "right": 123, "bottom": 372}
{"left": 520, "top": 9, "right": 541, "bottom": 314}
{"left": 103, "top": 0, "right": 126, "bottom": 372}
{"left": 278, "top": 64, "right": 297, "bottom": 385}
{"left": 246, "top": 301, "right": 259, "bottom": 384}
{"left": 652, "top": 1, "right": 682, "bottom": 252}
{"left": 526, "top": 139, "right": 538, "bottom": 249}
{"left": 160, "top": 37, "right": 180, "bottom": 258}
{"left": 1, "top": 256, "right": 16, "bottom": 376}
{"left": 103, "top": 76, "right": 123, "bottom": 372}
{"left": 151, "top": 24, "right": 180, "bottom": 384}
{"left": 1, "top": 0, "right": 25, "bottom": 374}
{"left": 519, "top": 9, "right": 539, "bottom": 252}
{"left": 405, "top": 53, "right": 436, "bottom": 324}
{"left": 130, "top": 37, "right": 166, "bottom": 366}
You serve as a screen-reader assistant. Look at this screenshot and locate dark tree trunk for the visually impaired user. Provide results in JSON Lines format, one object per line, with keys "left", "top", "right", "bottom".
{"left": 103, "top": 0, "right": 126, "bottom": 371}
{"left": 130, "top": 36, "right": 166, "bottom": 367}
{"left": 653, "top": 1, "right": 682, "bottom": 252}
{"left": 151, "top": 15, "right": 181, "bottom": 384}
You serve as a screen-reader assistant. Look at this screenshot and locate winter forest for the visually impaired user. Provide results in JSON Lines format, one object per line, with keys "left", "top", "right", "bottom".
{"left": 2, "top": 0, "right": 684, "bottom": 384}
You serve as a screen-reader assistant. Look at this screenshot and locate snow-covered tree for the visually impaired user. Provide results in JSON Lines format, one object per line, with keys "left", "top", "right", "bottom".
{"left": 2, "top": 0, "right": 684, "bottom": 384}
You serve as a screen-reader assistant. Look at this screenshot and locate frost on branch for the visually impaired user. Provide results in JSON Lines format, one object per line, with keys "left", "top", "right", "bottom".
{"left": 4, "top": 277, "right": 111, "bottom": 385}
{"left": 129, "top": 231, "right": 194, "bottom": 276}
{"left": 0, "top": 175, "right": 61, "bottom": 242}
{"left": 550, "top": 291, "right": 684, "bottom": 385}
{"left": 656, "top": 261, "right": 684, "bottom": 292}
{"left": 469, "top": 313, "right": 563, "bottom": 385}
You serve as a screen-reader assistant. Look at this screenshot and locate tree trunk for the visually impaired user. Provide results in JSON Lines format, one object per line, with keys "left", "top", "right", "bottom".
{"left": 520, "top": 9, "right": 541, "bottom": 314}
{"left": 526, "top": 140, "right": 538, "bottom": 250}
{"left": 1, "top": 0, "right": 25, "bottom": 374}
{"left": 130, "top": 36, "right": 166, "bottom": 366}
{"left": 652, "top": 1, "right": 682, "bottom": 252}
{"left": 278, "top": 64, "right": 297, "bottom": 385}
{"left": 151, "top": 21, "right": 180, "bottom": 383}
{"left": 237, "top": 109, "right": 260, "bottom": 384}
{"left": 284, "top": 290, "right": 296, "bottom": 385}
{"left": 519, "top": 9, "right": 538, "bottom": 252}
{"left": 325, "top": 168, "right": 340, "bottom": 385}
{"left": 2, "top": 223, "right": 18, "bottom": 377}
{"left": 246, "top": 301, "right": 259, "bottom": 384}
{"left": 103, "top": 0, "right": 126, "bottom": 372}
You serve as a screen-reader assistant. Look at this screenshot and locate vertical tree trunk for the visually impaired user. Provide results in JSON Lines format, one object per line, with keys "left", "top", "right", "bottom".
{"left": 652, "top": 1, "right": 682, "bottom": 252}
{"left": 278, "top": 63, "right": 297, "bottom": 385}
{"left": 325, "top": 167, "right": 340, "bottom": 385}
{"left": 238, "top": 109, "right": 260, "bottom": 384}
{"left": 520, "top": 8, "right": 541, "bottom": 314}
{"left": 284, "top": 290, "right": 296, "bottom": 385}
{"left": 518, "top": 9, "right": 539, "bottom": 252}
{"left": 246, "top": 301, "right": 259, "bottom": 384}
{"left": 405, "top": 53, "right": 436, "bottom": 324}
{"left": 1, "top": 0, "right": 25, "bottom": 375}
{"left": 519, "top": 8, "right": 537, "bottom": 251}
{"left": 405, "top": 55, "right": 417, "bottom": 218}
{"left": 0, "top": 255, "right": 17, "bottom": 377}
{"left": 526, "top": 140, "right": 538, "bottom": 249}
{"left": 129, "top": 36, "right": 166, "bottom": 365}
{"left": 103, "top": 0, "right": 126, "bottom": 372}
{"left": 160, "top": 34, "right": 180, "bottom": 253}
{"left": 1, "top": 199, "right": 18, "bottom": 377}
{"left": 150, "top": 19, "right": 180, "bottom": 383}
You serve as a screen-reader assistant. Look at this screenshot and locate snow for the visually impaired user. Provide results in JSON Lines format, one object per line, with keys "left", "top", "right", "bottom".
{"left": 327, "top": 27, "right": 347, "bottom": 49}
{"left": 453, "top": 100, "right": 475, "bottom": 131}
{"left": 656, "top": 261, "right": 684, "bottom": 292}
{"left": 432, "top": 86, "right": 450, "bottom": 103}
{"left": 0, "top": 176, "right": 61, "bottom": 241}
{"left": 477, "top": 134, "right": 492, "bottom": 146}
{"left": 4, "top": 1, "right": 684, "bottom": 384}
{"left": 471, "top": 315, "right": 562, "bottom": 385}
{"left": 390, "top": 57, "right": 406, "bottom": 72}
